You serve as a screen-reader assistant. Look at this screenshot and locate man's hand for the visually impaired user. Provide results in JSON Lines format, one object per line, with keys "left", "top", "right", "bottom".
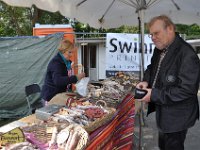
{"left": 136, "top": 81, "right": 151, "bottom": 102}
{"left": 136, "top": 81, "right": 148, "bottom": 89}
{"left": 141, "top": 88, "right": 152, "bottom": 103}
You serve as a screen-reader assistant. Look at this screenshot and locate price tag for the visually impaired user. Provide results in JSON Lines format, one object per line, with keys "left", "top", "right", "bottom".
{"left": 0, "top": 127, "right": 25, "bottom": 146}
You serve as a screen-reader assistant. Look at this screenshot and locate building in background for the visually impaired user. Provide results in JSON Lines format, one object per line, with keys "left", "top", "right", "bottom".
{"left": 33, "top": 24, "right": 107, "bottom": 81}
{"left": 32, "top": 24, "right": 158, "bottom": 81}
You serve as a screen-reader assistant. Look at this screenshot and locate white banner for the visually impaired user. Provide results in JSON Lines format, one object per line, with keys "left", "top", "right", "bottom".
{"left": 106, "top": 33, "right": 155, "bottom": 73}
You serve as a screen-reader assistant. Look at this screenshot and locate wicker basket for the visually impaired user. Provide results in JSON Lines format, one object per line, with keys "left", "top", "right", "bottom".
{"left": 84, "top": 107, "right": 116, "bottom": 133}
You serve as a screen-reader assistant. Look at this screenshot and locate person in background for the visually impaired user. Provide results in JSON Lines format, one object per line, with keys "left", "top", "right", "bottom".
{"left": 136, "top": 15, "right": 200, "bottom": 150}
{"left": 41, "top": 39, "right": 85, "bottom": 102}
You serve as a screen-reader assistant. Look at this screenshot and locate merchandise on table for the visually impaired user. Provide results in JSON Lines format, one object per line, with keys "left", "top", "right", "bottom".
{"left": 0, "top": 72, "right": 137, "bottom": 150}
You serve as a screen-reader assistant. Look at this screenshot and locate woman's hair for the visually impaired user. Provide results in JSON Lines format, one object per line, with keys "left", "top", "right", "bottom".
{"left": 148, "top": 15, "right": 176, "bottom": 31}
{"left": 58, "top": 39, "right": 74, "bottom": 54}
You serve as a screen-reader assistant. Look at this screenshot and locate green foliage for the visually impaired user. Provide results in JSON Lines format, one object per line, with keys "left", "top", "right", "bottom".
{"left": 73, "top": 22, "right": 96, "bottom": 34}
{"left": 34, "top": 9, "right": 69, "bottom": 25}
{"left": 0, "top": 1, "right": 32, "bottom": 36}
{"left": 73, "top": 22, "right": 139, "bottom": 38}
{"left": 188, "top": 24, "right": 200, "bottom": 35}
{"left": 176, "top": 24, "right": 189, "bottom": 34}
{"left": 176, "top": 24, "right": 200, "bottom": 39}
{"left": 106, "top": 25, "right": 139, "bottom": 34}
{"left": 0, "top": 2, "right": 70, "bottom": 36}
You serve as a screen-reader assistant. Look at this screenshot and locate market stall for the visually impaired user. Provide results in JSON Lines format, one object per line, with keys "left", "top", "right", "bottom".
{"left": 0, "top": 72, "right": 136, "bottom": 150}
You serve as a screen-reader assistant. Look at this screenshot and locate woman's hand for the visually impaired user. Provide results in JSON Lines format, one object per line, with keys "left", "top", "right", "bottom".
{"left": 76, "top": 72, "right": 85, "bottom": 80}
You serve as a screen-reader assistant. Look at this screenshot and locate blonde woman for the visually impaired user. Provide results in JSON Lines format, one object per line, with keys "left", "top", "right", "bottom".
{"left": 41, "top": 39, "right": 85, "bottom": 102}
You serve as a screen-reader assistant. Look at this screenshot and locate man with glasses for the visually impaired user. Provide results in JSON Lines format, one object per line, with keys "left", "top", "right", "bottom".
{"left": 136, "top": 15, "right": 200, "bottom": 150}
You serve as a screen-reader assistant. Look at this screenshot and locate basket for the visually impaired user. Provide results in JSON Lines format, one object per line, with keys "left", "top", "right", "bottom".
{"left": 57, "top": 124, "right": 89, "bottom": 150}
{"left": 84, "top": 107, "right": 116, "bottom": 133}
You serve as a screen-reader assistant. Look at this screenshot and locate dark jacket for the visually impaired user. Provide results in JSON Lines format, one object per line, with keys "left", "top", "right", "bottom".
{"left": 41, "top": 53, "right": 78, "bottom": 101}
{"left": 144, "top": 34, "right": 200, "bottom": 133}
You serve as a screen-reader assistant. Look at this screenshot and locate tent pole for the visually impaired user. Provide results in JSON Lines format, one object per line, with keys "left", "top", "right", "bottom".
{"left": 137, "top": 8, "right": 145, "bottom": 150}
{"left": 140, "top": 9, "right": 145, "bottom": 80}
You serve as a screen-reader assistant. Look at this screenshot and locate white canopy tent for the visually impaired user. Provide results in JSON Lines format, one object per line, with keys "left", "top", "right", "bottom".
{"left": 2, "top": 0, "right": 200, "bottom": 28}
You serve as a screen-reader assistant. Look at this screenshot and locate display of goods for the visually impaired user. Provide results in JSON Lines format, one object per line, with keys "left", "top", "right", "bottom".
{"left": 3, "top": 142, "right": 38, "bottom": 150}
{"left": 20, "top": 120, "right": 70, "bottom": 149}
{"left": 86, "top": 72, "right": 138, "bottom": 108}
{"left": 56, "top": 124, "right": 89, "bottom": 150}
{"left": 84, "top": 107, "right": 116, "bottom": 133}
{"left": 16, "top": 121, "right": 89, "bottom": 150}
{"left": 0, "top": 71, "right": 136, "bottom": 150}
{"left": 53, "top": 104, "right": 116, "bottom": 133}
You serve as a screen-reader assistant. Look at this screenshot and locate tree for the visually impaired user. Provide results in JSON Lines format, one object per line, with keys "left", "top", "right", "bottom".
{"left": 176, "top": 24, "right": 200, "bottom": 39}
{"left": 0, "top": 1, "right": 70, "bottom": 36}
{"left": 31, "top": 5, "right": 70, "bottom": 25}
{"left": 0, "top": 1, "right": 32, "bottom": 36}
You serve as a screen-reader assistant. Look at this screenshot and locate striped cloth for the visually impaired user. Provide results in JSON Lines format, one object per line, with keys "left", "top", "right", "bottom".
{"left": 86, "top": 93, "right": 135, "bottom": 150}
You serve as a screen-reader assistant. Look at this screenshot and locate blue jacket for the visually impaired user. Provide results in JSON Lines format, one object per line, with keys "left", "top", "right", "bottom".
{"left": 41, "top": 53, "right": 78, "bottom": 101}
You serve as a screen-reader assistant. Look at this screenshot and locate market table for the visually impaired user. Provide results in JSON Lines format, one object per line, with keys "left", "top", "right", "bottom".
{"left": 0, "top": 92, "right": 135, "bottom": 150}
{"left": 86, "top": 93, "right": 135, "bottom": 150}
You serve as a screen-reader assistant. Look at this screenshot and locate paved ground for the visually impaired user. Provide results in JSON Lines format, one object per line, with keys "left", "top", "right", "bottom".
{"left": 134, "top": 92, "right": 200, "bottom": 150}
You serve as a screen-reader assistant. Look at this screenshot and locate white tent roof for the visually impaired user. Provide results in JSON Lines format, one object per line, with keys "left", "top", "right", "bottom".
{"left": 2, "top": 0, "right": 200, "bottom": 29}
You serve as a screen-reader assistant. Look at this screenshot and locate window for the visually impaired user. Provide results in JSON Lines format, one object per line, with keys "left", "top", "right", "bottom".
{"left": 90, "top": 45, "right": 96, "bottom": 68}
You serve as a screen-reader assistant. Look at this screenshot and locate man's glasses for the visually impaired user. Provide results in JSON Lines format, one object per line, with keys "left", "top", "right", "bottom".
{"left": 148, "top": 31, "right": 159, "bottom": 38}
